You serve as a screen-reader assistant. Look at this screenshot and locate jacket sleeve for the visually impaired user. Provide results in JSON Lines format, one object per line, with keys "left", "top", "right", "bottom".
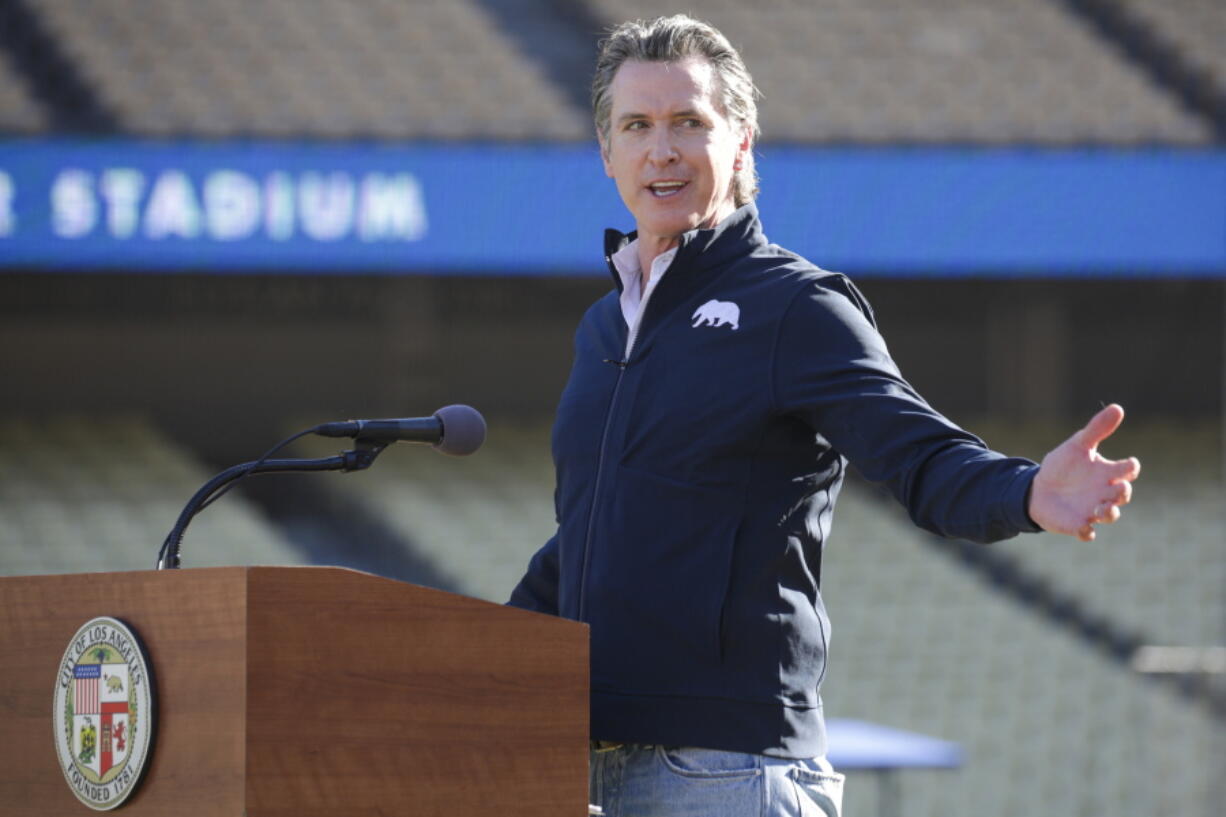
{"left": 507, "top": 531, "right": 561, "bottom": 614}
{"left": 772, "top": 275, "right": 1040, "bottom": 544}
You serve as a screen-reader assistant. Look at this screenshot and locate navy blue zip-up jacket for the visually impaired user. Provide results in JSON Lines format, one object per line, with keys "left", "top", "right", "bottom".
{"left": 509, "top": 204, "right": 1040, "bottom": 758}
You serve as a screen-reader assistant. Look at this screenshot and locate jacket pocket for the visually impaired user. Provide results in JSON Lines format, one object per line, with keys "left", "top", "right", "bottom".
{"left": 587, "top": 464, "right": 741, "bottom": 683}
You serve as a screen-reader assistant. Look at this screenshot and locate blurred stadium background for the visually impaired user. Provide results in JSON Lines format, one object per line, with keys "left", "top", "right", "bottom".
{"left": 0, "top": 0, "right": 1223, "bottom": 815}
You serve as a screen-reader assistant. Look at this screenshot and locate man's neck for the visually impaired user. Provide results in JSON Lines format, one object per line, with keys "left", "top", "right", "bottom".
{"left": 636, "top": 235, "right": 680, "bottom": 291}
{"left": 631, "top": 200, "right": 740, "bottom": 286}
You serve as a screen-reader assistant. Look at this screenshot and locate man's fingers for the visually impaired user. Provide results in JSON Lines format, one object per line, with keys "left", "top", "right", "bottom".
{"left": 1113, "top": 479, "right": 1132, "bottom": 505}
{"left": 1033, "top": 405, "right": 1138, "bottom": 543}
{"left": 1074, "top": 403, "right": 1125, "bottom": 449}
{"left": 1113, "top": 456, "right": 1141, "bottom": 481}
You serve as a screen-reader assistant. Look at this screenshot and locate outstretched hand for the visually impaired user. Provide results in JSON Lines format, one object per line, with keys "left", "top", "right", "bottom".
{"left": 1028, "top": 404, "right": 1141, "bottom": 542}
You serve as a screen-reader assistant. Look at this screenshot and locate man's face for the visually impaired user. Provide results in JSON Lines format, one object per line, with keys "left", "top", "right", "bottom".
{"left": 602, "top": 57, "right": 749, "bottom": 250}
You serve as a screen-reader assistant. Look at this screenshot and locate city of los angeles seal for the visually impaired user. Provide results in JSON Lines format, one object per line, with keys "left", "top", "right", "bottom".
{"left": 53, "top": 617, "right": 155, "bottom": 810}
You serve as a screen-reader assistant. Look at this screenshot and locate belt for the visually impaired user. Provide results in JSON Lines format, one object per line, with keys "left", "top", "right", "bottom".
{"left": 591, "top": 740, "right": 626, "bottom": 752}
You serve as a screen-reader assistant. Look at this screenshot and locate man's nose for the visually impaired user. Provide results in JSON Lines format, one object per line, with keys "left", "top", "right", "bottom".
{"left": 647, "top": 129, "right": 679, "bottom": 164}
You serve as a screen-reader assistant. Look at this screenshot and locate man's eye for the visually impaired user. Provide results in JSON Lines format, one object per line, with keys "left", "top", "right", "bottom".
{"left": 626, "top": 121, "right": 647, "bottom": 131}
{"left": 681, "top": 118, "right": 705, "bottom": 128}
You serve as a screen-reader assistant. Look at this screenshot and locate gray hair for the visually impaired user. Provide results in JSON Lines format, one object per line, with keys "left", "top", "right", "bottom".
{"left": 592, "top": 15, "right": 761, "bottom": 205}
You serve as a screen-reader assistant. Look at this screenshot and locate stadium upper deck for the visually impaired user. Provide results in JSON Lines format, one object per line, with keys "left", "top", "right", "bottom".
{"left": 0, "top": 52, "right": 44, "bottom": 133}
{"left": 590, "top": 0, "right": 1212, "bottom": 143}
{"left": 0, "top": 0, "right": 1219, "bottom": 144}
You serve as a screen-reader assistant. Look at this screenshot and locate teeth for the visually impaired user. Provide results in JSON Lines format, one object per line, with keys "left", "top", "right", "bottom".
{"left": 649, "top": 181, "right": 686, "bottom": 197}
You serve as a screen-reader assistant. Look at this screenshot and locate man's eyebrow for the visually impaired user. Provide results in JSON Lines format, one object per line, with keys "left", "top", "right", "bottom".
{"left": 615, "top": 109, "right": 706, "bottom": 124}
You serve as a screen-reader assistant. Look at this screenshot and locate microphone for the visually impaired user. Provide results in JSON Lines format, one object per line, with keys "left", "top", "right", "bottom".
{"left": 315, "top": 404, "right": 486, "bottom": 456}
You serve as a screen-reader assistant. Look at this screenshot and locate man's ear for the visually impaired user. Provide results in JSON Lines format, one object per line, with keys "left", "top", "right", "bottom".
{"left": 737, "top": 127, "right": 751, "bottom": 159}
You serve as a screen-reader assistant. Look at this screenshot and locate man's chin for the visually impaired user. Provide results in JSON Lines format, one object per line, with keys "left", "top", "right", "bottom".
{"left": 635, "top": 199, "right": 737, "bottom": 237}
{"left": 636, "top": 213, "right": 706, "bottom": 242}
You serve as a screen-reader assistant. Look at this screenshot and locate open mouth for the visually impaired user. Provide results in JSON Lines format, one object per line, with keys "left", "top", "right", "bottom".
{"left": 648, "top": 181, "right": 688, "bottom": 198}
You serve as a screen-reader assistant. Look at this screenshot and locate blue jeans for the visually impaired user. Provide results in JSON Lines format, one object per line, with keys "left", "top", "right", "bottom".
{"left": 589, "top": 745, "right": 844, "bottom": 817}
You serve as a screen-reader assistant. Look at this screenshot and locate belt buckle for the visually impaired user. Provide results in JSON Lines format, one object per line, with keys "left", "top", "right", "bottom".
{"left": 591, "top": 739, "right": 625, "bottom": 753}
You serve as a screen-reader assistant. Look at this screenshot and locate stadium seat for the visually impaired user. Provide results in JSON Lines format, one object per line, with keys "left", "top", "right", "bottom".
{"left": 1115, "top": 0, "right": 1226, "bottom": 110}
{"left": 822, "top": 475, "right": 1221, "bottom": 817}
{"left": 292, "top": 421, "right": 556, "bottom": 603}
{"left": 27, "top": 0, "right": 590, "bottom": 140}
{"left": 0, "top": 54, "right": 46, "bottom": 133}
{"left": 0, "top": 415, "right": 304, "bottom": 576}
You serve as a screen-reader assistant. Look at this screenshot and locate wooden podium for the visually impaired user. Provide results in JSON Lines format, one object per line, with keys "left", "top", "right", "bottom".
{"left": 0, "top": 566, "right": 589, "bottom": 816}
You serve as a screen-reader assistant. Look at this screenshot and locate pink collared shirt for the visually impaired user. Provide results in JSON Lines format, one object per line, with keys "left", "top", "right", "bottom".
{"left": 610, "top": 239, "right": 678, "bottom": 357}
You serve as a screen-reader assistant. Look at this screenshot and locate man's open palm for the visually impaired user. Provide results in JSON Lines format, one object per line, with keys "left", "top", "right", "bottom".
{"left": 1028, "top": 404, "right": 1141, "bottom": 541}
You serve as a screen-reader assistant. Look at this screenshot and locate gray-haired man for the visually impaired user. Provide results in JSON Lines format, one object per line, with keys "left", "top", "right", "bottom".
{"left": 510, "top": 15, "right": 1139, "bottom": 817}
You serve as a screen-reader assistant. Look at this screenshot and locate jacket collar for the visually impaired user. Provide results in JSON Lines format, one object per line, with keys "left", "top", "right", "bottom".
{"left": 603, "top": 203, "right": 767, "bottom": 293}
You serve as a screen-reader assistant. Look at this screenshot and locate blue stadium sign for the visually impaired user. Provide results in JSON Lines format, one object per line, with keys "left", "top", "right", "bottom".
{"left": 0, "top": 139, "right": 1222, "bottom": 276}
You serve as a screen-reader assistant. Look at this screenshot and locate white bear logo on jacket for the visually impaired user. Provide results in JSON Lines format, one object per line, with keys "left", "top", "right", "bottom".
{"left": 691, "top": 299, "right": 740, "bottom": 331}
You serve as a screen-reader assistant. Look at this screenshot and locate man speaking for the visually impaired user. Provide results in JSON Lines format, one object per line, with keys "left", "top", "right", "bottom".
{"left": 509, "top": 15, "right": 1139, "bottom": 817}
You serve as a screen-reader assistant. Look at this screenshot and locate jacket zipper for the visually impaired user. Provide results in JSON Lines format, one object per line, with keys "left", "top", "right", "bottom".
{"left": 576, "top": 357, "right": 625, "bottom": 621}
{"left": 576, "top": 297, "right": 646, "bottom": 621}
{"left": 578, "top": 234, "right": 682, "bottom": 620}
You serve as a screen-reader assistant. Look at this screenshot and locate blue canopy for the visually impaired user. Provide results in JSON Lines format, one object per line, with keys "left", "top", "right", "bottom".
{"left": 826, "top": 718, "right": 964, "bottom": 770}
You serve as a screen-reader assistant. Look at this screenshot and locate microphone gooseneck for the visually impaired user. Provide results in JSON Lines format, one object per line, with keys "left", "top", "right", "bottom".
{"left": 156, "top": 405, "right": 486, "bottom": 569}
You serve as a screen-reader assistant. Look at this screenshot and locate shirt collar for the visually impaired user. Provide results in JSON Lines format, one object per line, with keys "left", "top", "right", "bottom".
{"left": 604, "top": 203, "right": 765, "bottom": 292}
{"left": 610, "top": 239, "right": 679, "bottom": 295}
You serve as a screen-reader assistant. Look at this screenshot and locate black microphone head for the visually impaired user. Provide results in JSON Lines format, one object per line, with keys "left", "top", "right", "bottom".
{"left": 432, "top": 404, "right": 486, "bottom": 456}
